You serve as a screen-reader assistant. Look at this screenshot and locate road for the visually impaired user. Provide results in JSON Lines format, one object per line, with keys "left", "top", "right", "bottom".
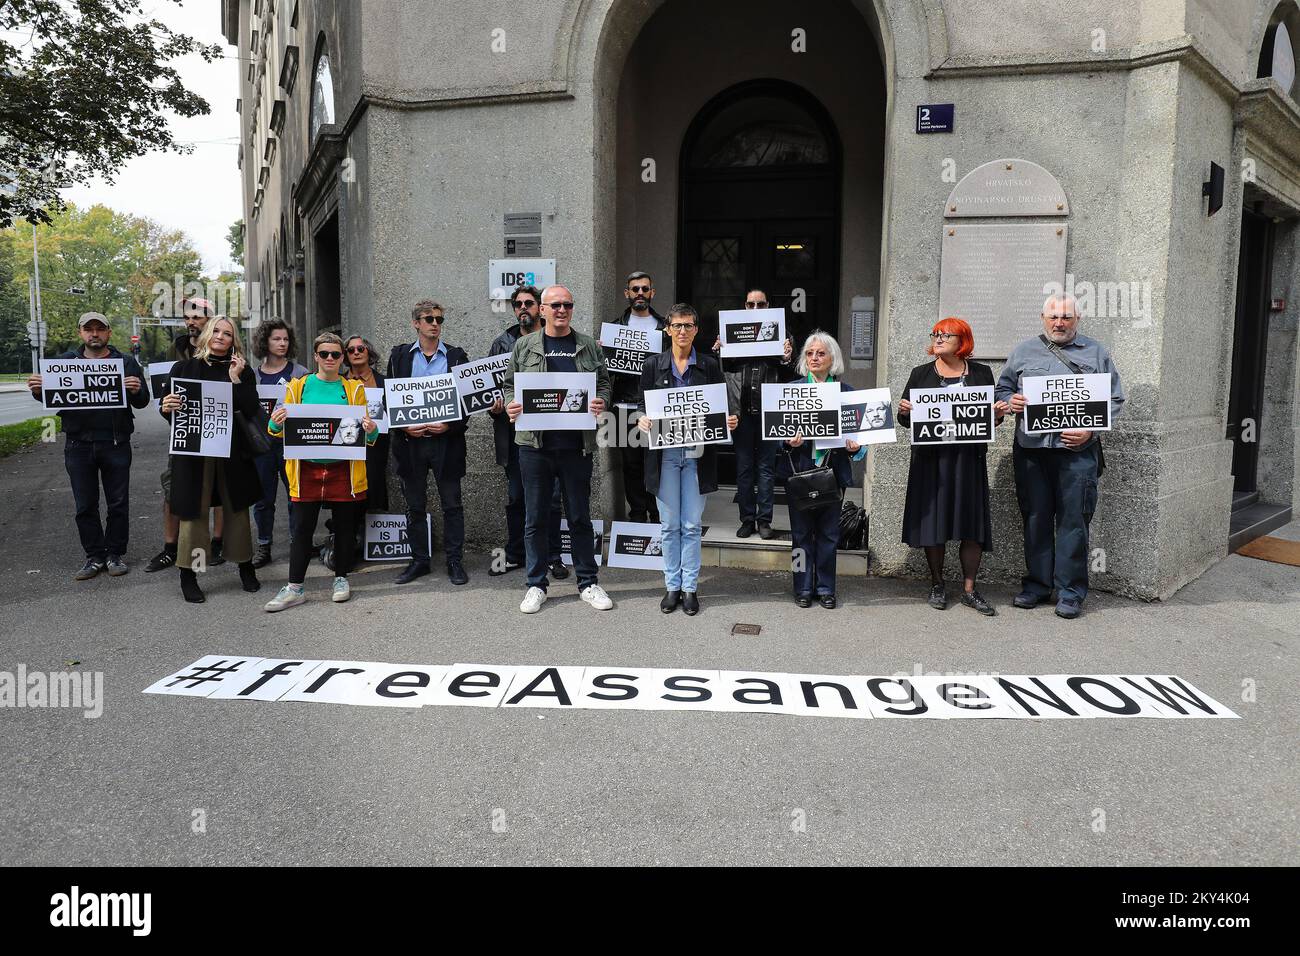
{"left": 0, "top": 410, "right": 1296, "bottom": 865}
{"left": 0, "top": 386, "right": 45, "bottom": 427}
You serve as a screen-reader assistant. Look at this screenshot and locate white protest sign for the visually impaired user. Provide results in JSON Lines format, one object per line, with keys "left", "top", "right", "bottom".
{"left": 515, "top": 371, "right": 598, "bottom": 431}
{"left": 363, "top": 513, "right": 432, "bottom": 562}
{"left": 384, "top": 374, "right": 461, "bottom": 429}
{"left": 559, "top": 519, "right": 604, "bottom": 567}
{"left": 815, "top": 387, "right": 897, "bottom": 449}
{"left": 599, "top": 322, "right": 663, "bottom": 376}
{"left": 719, "top": 308, "right": 785, "bottom": 359}
{"left": 40, "top": 357, "right": 126, "bottom": 411}
{"left": 169, "top": 378, "right": 233, "bottom": 458}
{"left": 1021, "top": 373, "right": 1112, "bottom": 434}
{"left": 282, "top": 403, "right": 368, "bottom": 460}
{"left": 908, "top": 385, "right": 995, "bottom": 445}
{"left": 147, "top": 361, "right": 174, "bottom": 408}
{"left": 454, "top": 353, "right": 512, "bottom": 418}
{"left": 644, "top": 381, "right": 731, "bottom": 449}
{"left": 606, "top": 521, "right": 665, "bottom": 570}
{"left": 761, "top": 381, "right": 842, "bottom": 441}
{"left": 363, "top": 387, "right": 388, "bottom": 434}
{"left": 256, "top": 383, "right": 286, "bottom": 419}
{"left": 208, "top": 660, "right": 327, "bottom": 701}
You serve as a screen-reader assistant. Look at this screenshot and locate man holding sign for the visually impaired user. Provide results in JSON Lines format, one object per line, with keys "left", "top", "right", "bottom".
{"left": 385, "top": 299, "right": 471, "bottom": 586}
{"left": 27, "top": 312, "right": 149, "bottom": 580}
{"left": 996, "top": 294, "right": 1126, "bottom": 619}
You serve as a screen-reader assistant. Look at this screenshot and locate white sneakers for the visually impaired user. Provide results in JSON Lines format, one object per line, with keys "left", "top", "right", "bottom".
{"left": 520, "top": 586, "right": 547, "bottom": 614}
{"left": 332, "top": 576, "right": 351, "bottom": 603}
{"left": 264, "top": 585, "right": 305, "bottom": 613}
{"left": 581, "top": 584, "right": 614, "bottom": 610}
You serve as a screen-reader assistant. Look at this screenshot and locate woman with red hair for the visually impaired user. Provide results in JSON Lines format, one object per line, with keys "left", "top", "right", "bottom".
{"left": 897, "top": 318, "right": 1008, "bottom": 614}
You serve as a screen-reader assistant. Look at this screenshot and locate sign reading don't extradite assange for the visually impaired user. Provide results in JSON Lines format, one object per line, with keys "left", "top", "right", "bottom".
{"left": 144, "top": 656, "right": 1239, "bottom": 720}
{"left": 515, "top": 371, "right": 597, "bottom": 431}
{"left": 282, "top": 404, "right": 368, "bottom": 461}
{"left": 1021, "top": 373, "right": 1112, "bottom": 434}
{"left": 761, "top": 381, "right": 841, "bottom": 440}
{"left": 40, "top": 357, "right": 126, "bottom": 410}
{"left": 718, "top": 308, "right": 785, "bottom": 359}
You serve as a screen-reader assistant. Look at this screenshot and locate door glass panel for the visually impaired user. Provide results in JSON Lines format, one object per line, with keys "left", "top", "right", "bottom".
{"left": 693, "top": 235, "right": 746, "bottom": 331}
{"left": 773, "top": 238, "right": 815, "bottom": 280}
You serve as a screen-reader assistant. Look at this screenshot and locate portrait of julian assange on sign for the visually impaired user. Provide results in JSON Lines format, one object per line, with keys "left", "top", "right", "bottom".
{"left": 39, "top": 357, "right": 127, "bottom": 411}
{"left": 644, "top": 382, "right": 731, "bottom": 449}
{"left": 384, "top": 373, "right": 461, "bottom": 429}
{"left": 1021, "top": 373, "right": 1113, "bottom": 434}
{"left": 514, "top": 371, "right": 598, "bottom": 431}
{"left": 282, "top": 404, "right": 368, "bottom": 461}
{"left": 718, "top": 307, "right": 786, "bottom": 359}
{"left": 761, "top": 381, "right": 842, "bottom": 440}
{"left": 909, "top": 385, "right": 995, "bottom": 445}
{"left": 453, "top": 353, "right": 512, "bottom": 417}
{"left": 815, "top": 387, "right": 897, "bottom": 449}
{"left": 169, "top": 378, "right": 233, "bottom": 458}
{"left": 600, "top": 323, "right": 664, "bottom": 376}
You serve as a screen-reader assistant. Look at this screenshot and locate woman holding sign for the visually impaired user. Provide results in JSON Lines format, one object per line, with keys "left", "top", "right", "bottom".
{"left": 344, "top": 335, "right": 390, "bottom": 515}
{"left": 263, "top": 333, "right": 379, "bottom": 612}
{"left": 250, "top": 319, "right": 309, "bottom": 569}
{"left": 897, "top": 318, "right": 1008, "bottom": 615}
{"left": 159, "top": 316, "right": 264, "bottom": 603}
{"left": 636, "top": 304, "right": 738, "bottom": 615}
{"left": 778, "top": 332, "right": 865, "bottom": 609}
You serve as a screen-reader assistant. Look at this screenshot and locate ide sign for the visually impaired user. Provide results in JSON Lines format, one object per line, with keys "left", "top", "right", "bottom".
{"left": 488, "top": 258, "right": 556, "bottom": 300}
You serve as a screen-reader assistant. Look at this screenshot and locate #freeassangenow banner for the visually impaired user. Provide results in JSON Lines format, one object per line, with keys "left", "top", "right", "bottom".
{"left": 599, "top": 322, "right": 663, "bottom": 376}
{"left": 909, "top": 385, "right": 995, "bottom": 445}
{"left": 718, "top": 308, "right": 786, "bottom": 359}
{"left": 364, "top": 513, "right": 432, "bottom": 562}
{"left": 453, "top": 353, "right": 512, "bottom": 418}
{"left": 282, "top": 403, "right": 368, "bottom": 460}
{"left": 40, "top": 357, "right": 127, "bottom": 411}
{"left": 761, "top": 381, "right": 842, "bottom": 441}
{"left": 384, "top": 374, "right": 461, "bottom": 429}
{"left": 1021, "top": 373, "right": 1113, "bottom": 434}
{"left": 814, "top": 387, "right": 897, "bottom": 449}
{"left": 515, "top": 371, "right": 598, "bottom": 431}
{"left": 643, "top": 381, "right": 731, "bottom": 449}
{"left": 169, "top": 378, "right": 233, "bottom": 458}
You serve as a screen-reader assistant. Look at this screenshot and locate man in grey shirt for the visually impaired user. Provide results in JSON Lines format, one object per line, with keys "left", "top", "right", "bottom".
{"left": 995, "top": 294, "right": 1125, "bottom": 619}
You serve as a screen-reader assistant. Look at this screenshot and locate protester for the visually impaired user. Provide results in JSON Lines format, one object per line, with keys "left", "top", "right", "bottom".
{"left": 147, "top": 298, "right": 222, "bottom": 572}
{"left": 262, "top": 333, "right": 378, "bottom": 611}
{"left": 712, "top": 289, "right": 793, "bottom": 539}
{"left": 26, "top": 312, "right": 151, "bottom": 579}
{"left": 504, "top": 284, "right": 614, "bottom": 613}
{"left": 777, "top": 332, "right": 864, "bottom": 608}
{"left": 636, "top": 304, "right": 738, "bottom": 615}
{"left": 898, "top": 318, "right": 1008, "bottom": 615}
{"left": 158, "top": 316, "right": 262, "bottom": 603}
{"left": 249, "top": 319, "right": 308, "bottom": 568}
{"left": 996, "top": 294, "right": 1125, "bottom": 619}
{"left": 344, "top": 335, "right": 390, "bottom": 516}
{"left": 610, "top": 271, "right": 666, "bottom": 524}
{"left": 385, "top": 299, "right": 471, "bottom": 586}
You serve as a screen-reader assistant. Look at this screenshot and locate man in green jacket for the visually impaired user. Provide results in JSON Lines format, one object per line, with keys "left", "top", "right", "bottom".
{"left": 504, "top": 285, "right": 614, "bottom": 614}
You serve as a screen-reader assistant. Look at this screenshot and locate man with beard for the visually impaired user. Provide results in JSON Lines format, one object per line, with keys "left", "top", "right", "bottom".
{"left": 608, "top": 271, "right": 666, "bottom": 523}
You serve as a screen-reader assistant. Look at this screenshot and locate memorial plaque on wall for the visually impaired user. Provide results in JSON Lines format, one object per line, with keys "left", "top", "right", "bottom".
{"left": 944, "top": 159, "right": 1069, "bottom": 218}
{"left": 937, "top": 223, "right": 1067, "bottom": 359}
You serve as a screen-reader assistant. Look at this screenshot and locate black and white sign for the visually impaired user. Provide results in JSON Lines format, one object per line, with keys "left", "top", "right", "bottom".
{"left": 607, "top": 521, "right": 664, "bottom": 570}
{"left": 815, "top": 387, "right": 896, "bottom": 449}
{"left": 515, "top": 372, "right": 597, "bottom": 431}
{"left": 147, "top": 361, "right": 174, "bottom": 408}
{"left": 282, "top": 404, "right": 368, "bottom": 461}
{"left": 363, "top": 387, "right": 388, "bottom": 434}
{"left": 1021, "top": 373, "right": 1112, "bottom": 434}
{"left": 718, "top": 308, "right": 786, "bottom": 359}
{"left": 644, "top": 382, "right": 730, "bottom": 449}
{"left": 909, "top": 385, "right": 995, "bottom": 445}
{"left": 39, "top": 358, "right": 126, "bottom": 411}
{"left": 363, "top": 513, "right": 433, "bottom": 562}
{"left": 761, "top": 381, "right": 842, "bottom": 441}
{"left": 169, "top": 378, "right": 233, "bottom": 458}
{"left": 384, "top": 374, "right": 461, "bottom": 429}
{"left": 599, "top": 323, "right": 663, "bottom": 377}
{"left": 453, "top": 354, "right": 512, "bottom": 418}
{"left": 559, "top": 519, "right": 604, "bottom": 567}
{"left": 256, "top": 384, "right": 286, "bottom": 419}
{"left": 488, "top": 257, "right": 556, "bottom": 300}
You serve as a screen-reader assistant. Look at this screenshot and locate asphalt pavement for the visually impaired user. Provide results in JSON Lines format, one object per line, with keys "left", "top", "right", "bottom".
{"left": 0, "top": 410, "right": 1296, "bottom": 865}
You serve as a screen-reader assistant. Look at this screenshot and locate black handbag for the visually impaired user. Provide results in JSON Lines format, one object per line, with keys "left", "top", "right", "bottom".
{"left": 234, "top": 408, "right": 272, "bottom": 459}
{"left": 784, "top": 449, "right": 841, "bottom": 512}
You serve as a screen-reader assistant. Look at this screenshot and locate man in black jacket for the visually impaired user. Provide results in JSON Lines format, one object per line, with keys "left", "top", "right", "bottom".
{"left": 27, "top": 312, "right": 150, "bottom": 579}
{"left": 386, "top": 298, "right": 471, "bottom": 586}
{"left": 609, "top": 271, "right": 666, "bottom": 523}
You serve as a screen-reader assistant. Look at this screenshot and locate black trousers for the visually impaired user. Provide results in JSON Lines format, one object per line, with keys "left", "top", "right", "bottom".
{"left": 399, "top": 438, "right": 464, "bottom": 565}
{"left": 64, "top": 437, "right": 132, "bottom": 560}
{"left": 290, "top": 500, "right": 359, "bottom": 583}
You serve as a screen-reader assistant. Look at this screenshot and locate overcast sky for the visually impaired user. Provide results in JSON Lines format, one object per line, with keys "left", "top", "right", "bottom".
{"left": 61, "top": 1, "right": 242, "bottom": 276}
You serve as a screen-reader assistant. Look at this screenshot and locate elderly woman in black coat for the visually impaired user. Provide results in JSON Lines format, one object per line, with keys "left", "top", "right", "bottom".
{"left": 159, "top": 316, "right": 264, "bottom": 603}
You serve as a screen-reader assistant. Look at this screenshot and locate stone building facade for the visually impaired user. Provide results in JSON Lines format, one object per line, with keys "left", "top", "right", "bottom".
{"left": 222, "top": 0, "right": 1300, "bottom": 599}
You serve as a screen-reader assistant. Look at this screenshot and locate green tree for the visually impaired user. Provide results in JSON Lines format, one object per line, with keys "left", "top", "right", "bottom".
{"left": 0, "top": 0, "right": 223, "bottom": 228}
{"left": 227, "top": 219, "right": 245, "bottom": 268}
{"left": 0, "top": 247, "right": 31, "bottom": 372}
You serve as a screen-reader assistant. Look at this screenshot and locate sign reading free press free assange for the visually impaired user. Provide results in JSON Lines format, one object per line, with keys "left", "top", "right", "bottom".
{"left": 145, "top": 656, "right": 1238, "bottom": 720}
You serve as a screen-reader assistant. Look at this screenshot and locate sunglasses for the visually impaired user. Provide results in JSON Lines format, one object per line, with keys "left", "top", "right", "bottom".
{"left": 745, "top": 301, "right": 769, "bottom": 309}
{"left": 418, "top": 314, "right": 443, "bottom": 324}
{"left": 629, "top": 285, "right": 651, "bottom": 294}
{"left": 346, "top": 345, "right": 368, "bottom": 354}
{"left": 544, "top": 302, "right": 574, "bottom": 310}
{"left": 317, "top": 350, "right": 343, "bottom": 360}
{"left": 513, "top": 300, "right": 537, "bottom": 309}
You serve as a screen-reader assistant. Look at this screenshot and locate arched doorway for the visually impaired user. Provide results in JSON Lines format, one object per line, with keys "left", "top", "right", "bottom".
{"left": 677, "top": 80, "right": 842, "bottom": 350}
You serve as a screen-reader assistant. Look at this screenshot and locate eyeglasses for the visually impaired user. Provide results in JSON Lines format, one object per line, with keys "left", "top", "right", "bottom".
{"left": 512, "top": 300, "right": 536, "bottom": 310}
{"left": 745, "top": 301, "right": 769, "bottom": 309}
{"left": 544, "top": 302, "right": 574, "bottom": 310}
{"left": 317, "top": 350, "right": 343, "bottom": 360}
{"left": 629, "top": 285, "right": 651, "bottom": 294}
{"left": 929, "top": 332, "right": 957, "bottom": 341}
{"left": 668, "top": 323, "right": 696, "bottom": 332}
{"left": 346, "top": 345, "right": 368, "bottom": 354}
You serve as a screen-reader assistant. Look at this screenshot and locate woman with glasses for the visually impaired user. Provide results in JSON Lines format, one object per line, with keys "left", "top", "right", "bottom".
{"left": 637, "top": 304, "right": 738, "bottom": 615}
{"left": 250, "top": 319, "right": 308, "bottom": 568}
{"left": 897, "top": 318, "right": 1008, "bottom": 615}
{"left": 344, "top": 335, "right": 390, "bottom": 516}
{"left": 263, "top": 333, "right": 379, "bottom": 611}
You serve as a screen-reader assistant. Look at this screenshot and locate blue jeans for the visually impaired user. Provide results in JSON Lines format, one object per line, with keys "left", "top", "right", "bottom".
{"left": 505, "top": 443, "right": 564, "bottom": 565}
{"left": 252, "top": 444, "right": 293, "bottom": 546}
{"left": 1013, "top": 443, "right": 1100, "bottom": 604}
{"left": 734, "top": 414, "right": 776, "bottom": 523}
{"left": 788, "top": 501, "right": 841, "bottom": 596}
{"left": 64, "top": 437, "right": 132, "bottom": 560}
{"left": 519, "top": 447, "right": 597, "bottom": 590}
{"left": 656, "top": 448, "right": 706, "bottom": 592}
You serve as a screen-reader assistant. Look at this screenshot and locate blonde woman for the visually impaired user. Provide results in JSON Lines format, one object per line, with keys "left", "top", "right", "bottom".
{"left": 159, "top": 316, "right": 263, "bottom": 603}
